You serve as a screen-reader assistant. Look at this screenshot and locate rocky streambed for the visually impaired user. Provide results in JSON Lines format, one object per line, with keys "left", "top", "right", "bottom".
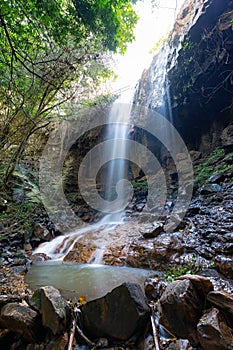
{"left": 1, "top": 151, "right": 233, "bottom": 349}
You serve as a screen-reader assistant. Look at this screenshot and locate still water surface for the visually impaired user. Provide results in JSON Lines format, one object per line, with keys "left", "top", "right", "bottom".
{"left": 26, "top": 262, "right": 155, "bottom": 301}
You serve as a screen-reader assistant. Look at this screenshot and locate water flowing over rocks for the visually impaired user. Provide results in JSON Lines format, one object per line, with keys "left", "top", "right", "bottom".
{"left": 0, "top": 0, "right": 233, "bottom": 348}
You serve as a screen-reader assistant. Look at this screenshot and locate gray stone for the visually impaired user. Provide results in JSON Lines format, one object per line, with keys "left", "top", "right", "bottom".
{"left": 0, "top": 302, "right": 43, "bottom": 342}
{"left": 200, "top": 184, "right": 222, "bottom": 195}
{"left": 32, "top": 286, "right": 70, "bottom": 335}
{"left": 81, "top": 282, "right": 149, "bottom": 341}
{"left": 197, "top": 307, "right": 233, "bottom": 350}
{"left": 221, "top": 125, "right": 233, "bottom": 151}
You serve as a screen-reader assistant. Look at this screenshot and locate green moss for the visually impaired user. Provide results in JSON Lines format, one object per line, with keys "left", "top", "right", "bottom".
{"left": 31, "top": 289, "right": 42, "bottom": 309}
{"left": 0, "top": 201, "right": 42, "bottom": 234}
{"left": 195, "top": 147, "right": 232, "bottom": 185}
{"left": 132, "top": 181, "right": 148, "bottom": 191}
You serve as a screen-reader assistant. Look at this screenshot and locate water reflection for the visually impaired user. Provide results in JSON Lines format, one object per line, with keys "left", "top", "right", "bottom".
{"left": 26, "top": 262, "right": 155, "bottom": 301}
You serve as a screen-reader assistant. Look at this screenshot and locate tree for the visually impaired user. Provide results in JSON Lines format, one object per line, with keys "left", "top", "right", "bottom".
{"left": 0, "top": 0, "right": 139, "bottom": 187}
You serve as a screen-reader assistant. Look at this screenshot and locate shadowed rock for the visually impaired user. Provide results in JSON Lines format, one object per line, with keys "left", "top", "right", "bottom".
{"left": 158, "top": 278, "right": 205, "bottom": 345}
{"left": 0, "top": 302, "right": 43, "bottom": 342}
{"left": 197, "top": 307, "right": 233, "bottom": 350}
{"left": 81, "top": 282, "right": 149, "bottom": 341}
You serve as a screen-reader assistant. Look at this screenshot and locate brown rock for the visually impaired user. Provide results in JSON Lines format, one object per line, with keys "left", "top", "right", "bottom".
{"left": 126, "top": 233, "right": 183, "bottom": 270}
{"left": 0, "top": 302, "right": 43, "bottom": 342}
{"left": 207, "top": 290, "right": 233, "bottom": 326}
{"left": 64, "top": 242, "right": 96, "bottom": 263}
{"left": 215, "top": 255, "right": 233, "bottom": 279}
{"left": 158, "top": 279, "right": 203, "bottom": 346}
{"left": 189, "top": 150, "right": 202, "bottom": 162}
{"left": 144, "top": 277, "right": 167, "bottom": 301}
{"left": 197, "top": 307, "right": 233, "bottom": 350}
{"left": 81, "top": 282, "right": 150, "bottom": 341}
{"left": 176, "top": 274, "right": 213, "bottom": 296}
{"left": 34, "top": 224, "right": 53, "bottom": 241}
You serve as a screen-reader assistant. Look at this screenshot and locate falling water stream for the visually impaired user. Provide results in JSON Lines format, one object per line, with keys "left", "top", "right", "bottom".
{"left": 26, "top": 5, "right": 188, "bottom": 308}
{"left": 26, "top": 91, "right": 149, "bottom": 299}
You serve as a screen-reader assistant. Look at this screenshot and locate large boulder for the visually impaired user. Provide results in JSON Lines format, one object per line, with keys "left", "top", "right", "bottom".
{"left": 31, "top": 286, "right": 70, "bottom": 335}
{"left": 0, "top": 302, "right": 43, "bottom": 342}
{"left": 158, "top": 276, "right": 213, "bottom": 345}
{"left": 197, "top": 307, "right": 233, "bottom": 350}
{"left": 81, "top": 282, "right": 149, "bottom": 341}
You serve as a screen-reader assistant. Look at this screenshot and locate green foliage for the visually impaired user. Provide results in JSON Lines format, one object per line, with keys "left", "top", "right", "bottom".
{"left": 206, "top": 147, "right": 225, "bottom": 162}
{"left": 0, "top": 201, "right": 42, "bottom": 233}
{"left": 0, "top": 0, "right": 139, "bottom": 186}
{"left": 150, "top": 34, "right": 168, "bottom": 55}
{"left": 73, "top": 0, "right": 139, "bottom": 53}
{"left": 195, "top": 147, "right": 229, "bottom": 185}
{"left": 132, "top": 181, "right": 148, "bottom": 191}
{"left": 162, "top": 257, "right": 214, "bottom": 282}
{"left": 183, "top": 36, "right": 195, "bottom": 51}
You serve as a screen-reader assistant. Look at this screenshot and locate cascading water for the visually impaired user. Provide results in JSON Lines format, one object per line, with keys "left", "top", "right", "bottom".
{"left": 28, "top": 2, "right": 192, "bottom": 303}
{"left": 34, "top": 93, "right": 133, "bottom": 262}
{"left": 101, "top": 99, "right": 132, "bottom": 223}
{"left": 27, "top": 91, "right": 155, "bottom": 300}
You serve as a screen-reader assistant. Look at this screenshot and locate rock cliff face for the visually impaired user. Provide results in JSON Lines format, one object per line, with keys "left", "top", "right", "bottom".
{"left": 132, "top": 0, "right": 233, "bottom": 153}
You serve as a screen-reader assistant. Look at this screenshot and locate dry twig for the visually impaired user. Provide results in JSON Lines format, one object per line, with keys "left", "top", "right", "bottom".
{"left": 150, "top": 306, "right": 160, "bottom": 350}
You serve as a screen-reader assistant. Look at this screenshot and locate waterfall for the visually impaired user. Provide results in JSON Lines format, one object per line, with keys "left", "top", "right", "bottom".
{"left": 101, "top": 99, "right": 132, "bottom": 223}
{"left": 34, "top": 91, "right": 134, "bottom": 262}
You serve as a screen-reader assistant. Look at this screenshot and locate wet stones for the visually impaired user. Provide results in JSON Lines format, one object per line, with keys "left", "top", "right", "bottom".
{"left": 144, "top": 277, "right": 167, "bottom": 301}
{"left": 207, "top": 291, "right": 233, "bottom": 327}
{"left": 215, "top": 255, "right": 233, "bottom": 279}
{"left": 156, "top": 274, "right": 233, "bottom": 349}
{"left": 200, "top": 183, "right": 222, "bottom": 195}
{"left": 0, "top": 286, "right": 72, "bottom": 348}
{"left": 126, "top": 233, "right": 184, "bottom": 270}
